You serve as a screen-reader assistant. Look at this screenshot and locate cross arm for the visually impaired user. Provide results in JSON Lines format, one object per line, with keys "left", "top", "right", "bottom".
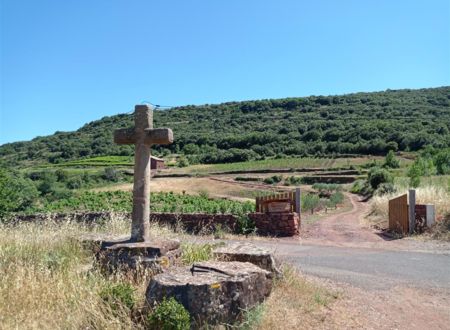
{"left": 114, "top": 128, "right": 136, "bottom": 144}
{"left": 144, "top": 128, "right": 173, "bottom": 145}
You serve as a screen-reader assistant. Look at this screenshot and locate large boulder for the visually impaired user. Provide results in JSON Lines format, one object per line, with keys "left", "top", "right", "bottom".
{"left": 146, "top": 261, "right": 272, "bottom": 326}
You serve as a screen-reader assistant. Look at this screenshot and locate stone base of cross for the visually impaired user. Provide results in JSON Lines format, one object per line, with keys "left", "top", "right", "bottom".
{"left": 114, "top": 104, "right": 173, "bottom": 242}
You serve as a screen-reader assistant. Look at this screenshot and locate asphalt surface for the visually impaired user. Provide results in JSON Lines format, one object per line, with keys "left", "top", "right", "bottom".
{"left": 251, "top": 240, "right": 450, "bottom": 291}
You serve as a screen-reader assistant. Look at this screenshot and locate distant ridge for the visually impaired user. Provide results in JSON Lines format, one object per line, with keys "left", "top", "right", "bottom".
{"left": 1, "top": 86, "right": 449, "bottom": 168}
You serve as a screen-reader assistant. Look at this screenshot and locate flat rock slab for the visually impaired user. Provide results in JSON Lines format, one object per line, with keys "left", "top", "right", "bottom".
{"left": 146, "top": 261, "right": 272, "bottom": 326}
{"left": 213, "top": 242, "right": 281, "bottom": 276}
{"left": 80, "top": 234, "right": 181, "bottom": 275}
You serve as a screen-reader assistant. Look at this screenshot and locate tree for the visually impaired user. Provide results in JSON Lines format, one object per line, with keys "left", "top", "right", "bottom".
{"left": 0, "top": 169, "right": 39, "bottom": 217}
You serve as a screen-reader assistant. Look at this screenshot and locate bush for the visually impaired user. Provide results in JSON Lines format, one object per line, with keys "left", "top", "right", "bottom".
{"left": 147, "top": 297, "right": 190, "bottom": 330}
{"left": 0, "top": 169, "right": 39, "bottom": 217}
{"left": 55, "top": 169, "right": 69, "bottom": 182}
{"left": 434, "top": 149, "right": 450, "bottom": 175}
{"left": 102, "top": 167, "right": 119, "bottom": 182}
{"left": 350, "top": 179, "right": 373, "bottom": 196}
{"left": 177, "top": 156, "right": 189, "bottom": 168}
{"left": 368, "top": 167, "right": 393, "bottom": 190}
{"left": 236, "top": 215, "right": 256, "bottom": 235}
{"left": 99, "top": 282, "right": 136, "bottom": 312}
{"left": 66, "top": 176, "right": 83, "bottom": 189}
{"left": 284, "top": 176, "right": 302, "bottom": 186}
{"left": 383, "top": 150, "right": 400, "bottom": 168}
{"left": 409, "top": 175, "right": 421, "bottom": 188}
{"left": 263, "top": 175, "right": 282, "bottom": 185}
{"left": 37, "top": 172, "right": 57, "bottom": 195}
{"left": 375, "top": 182, "right": 396, "bottom": 195}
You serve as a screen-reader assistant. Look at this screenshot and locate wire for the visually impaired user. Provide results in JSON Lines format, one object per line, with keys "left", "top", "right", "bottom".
{"left": 140, "top": 100, "right": 176, "bottom": 109}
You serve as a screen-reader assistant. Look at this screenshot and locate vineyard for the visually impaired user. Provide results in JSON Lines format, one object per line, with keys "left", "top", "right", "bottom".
{"left": 55, "top": 156, "right": 133, "bottom": 167}
{"left": 27, "top": 191, "right": 255, "bottom": 215}
{"left": 186, "top": 157, "right": 377, "bottom": 174}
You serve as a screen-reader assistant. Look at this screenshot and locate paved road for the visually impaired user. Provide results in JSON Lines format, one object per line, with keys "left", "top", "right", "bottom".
{"left": 251, "top": 240, "right": 450, "bottom": 291}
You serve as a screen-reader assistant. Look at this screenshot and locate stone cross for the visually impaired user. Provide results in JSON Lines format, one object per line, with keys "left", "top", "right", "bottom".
{"left": 114, "top": 105, "right": 173, "bottom": 242}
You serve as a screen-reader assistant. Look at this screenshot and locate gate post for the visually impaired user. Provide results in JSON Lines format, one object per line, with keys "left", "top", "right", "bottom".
{"left": 408, "top": 189, "right": 416, "bottom": 234}
{"left": 295, "top": 188, "right": 301, "bottom": 215}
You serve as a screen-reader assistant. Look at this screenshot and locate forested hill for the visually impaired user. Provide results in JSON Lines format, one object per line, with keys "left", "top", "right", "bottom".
{"left": 1, "top": 87, "right": 450, "bottom": 167}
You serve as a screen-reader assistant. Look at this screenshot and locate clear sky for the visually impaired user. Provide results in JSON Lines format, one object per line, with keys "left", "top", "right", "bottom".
{"left": 1, "top": 0, "right": 449, "bottom": 144}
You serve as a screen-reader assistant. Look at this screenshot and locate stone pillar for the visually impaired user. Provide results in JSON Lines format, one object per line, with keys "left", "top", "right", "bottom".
{"left": 295, "top": 187, "right": 301, "bottom": 214}
{"left": 426, "top": 204, "right": 435, "bottom": 227}
{"left": 131, "top": 105, "right": 152, "bottom": 242}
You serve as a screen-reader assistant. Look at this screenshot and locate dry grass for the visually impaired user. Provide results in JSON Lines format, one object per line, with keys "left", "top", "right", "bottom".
{"left": 256, "top": 265, "right": 338, "bottom": 329}
{"left": 0, "top": 218, "right": 340, "bottom": 329}
{"left": 0, "top": 217, "right": 179, "bottom": 330}
{"left": 368, "top": 186, "right": 450, "bottom": 229}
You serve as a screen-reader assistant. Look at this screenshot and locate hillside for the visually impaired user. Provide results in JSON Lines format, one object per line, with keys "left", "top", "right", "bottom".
{"left": 1, "top": 87, "right": 449, "bottom": 168}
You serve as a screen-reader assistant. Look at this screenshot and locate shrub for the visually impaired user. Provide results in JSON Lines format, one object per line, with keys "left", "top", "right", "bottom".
{"left": 0, "top": 169, "right": 39, "bottom": 217}
{"left": 383, "top": 150, "right": 400, "bottom": 168}
{"left": 55, "top": 169, "right": 69, "bottom": 182}
{"left": 434, "top": 149, "right": 450, "bottom": 175}
{"left": 263, "top": 175, "right": 282, "bottom": 185}
{"left": 236, "top": 215, "right": 256, "bottom": 235}
{"left": 407, "top": 156, "right": 436, "bottom": 177}
{"left": 66, "top": 176, "right": 83, "bottom": 189}
{"left": 102, "top": 168, "right": 119, "bottom": 182}
{"left": 284, "top": 176, "right": 302, "bottom": 186}
{"left": 37, "top": 172, "right": 57, "bottom": 195}
{"left": 368, "top": 167, "right": 393, "bottom": 190}
{"left": 375, "top": 182, "right": 396, "bottom": 196}
{"left": 99, "top": 282, "right": 136, "bottom": 312}
{"left": 147, "top": 297, "right": 190, "bottom": 330}
{"left": 177, "top": 156, "right": 189, "bottom": 168}
{"left": 409, "top": 175, "right": 421, "bottom": 188}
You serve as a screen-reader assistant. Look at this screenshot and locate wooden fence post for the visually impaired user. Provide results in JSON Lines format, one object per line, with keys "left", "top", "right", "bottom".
{"left": 408, "top": 189, "right": 416, "bottom": 234}
{"left": 295, "top": 187, "right": 301, "bottom": 215}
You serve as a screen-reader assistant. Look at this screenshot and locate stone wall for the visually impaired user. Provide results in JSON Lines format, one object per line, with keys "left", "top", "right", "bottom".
{"left": 10, "top": 212, "right": 238, "bottom": 234}
{"left": 248, "top": 212, "right": 300, "bottom": 237}
{"left": 149, "top": 213, "right": 237, "bottom": 233}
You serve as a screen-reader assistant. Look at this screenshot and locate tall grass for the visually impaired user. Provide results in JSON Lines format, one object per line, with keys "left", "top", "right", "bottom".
{"left": 0, "top": 218, "right": 342, "bottom": 329}
{"left": 0, "top": 217, "right": 176, "bottom": 330}
{"left": 369, "top": 186, "right": 450, "bottom": 226}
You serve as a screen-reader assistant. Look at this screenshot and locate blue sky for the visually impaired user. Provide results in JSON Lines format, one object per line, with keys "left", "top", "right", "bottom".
{"left": 1, "top": 0, "right": 449, "bottom": 144}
